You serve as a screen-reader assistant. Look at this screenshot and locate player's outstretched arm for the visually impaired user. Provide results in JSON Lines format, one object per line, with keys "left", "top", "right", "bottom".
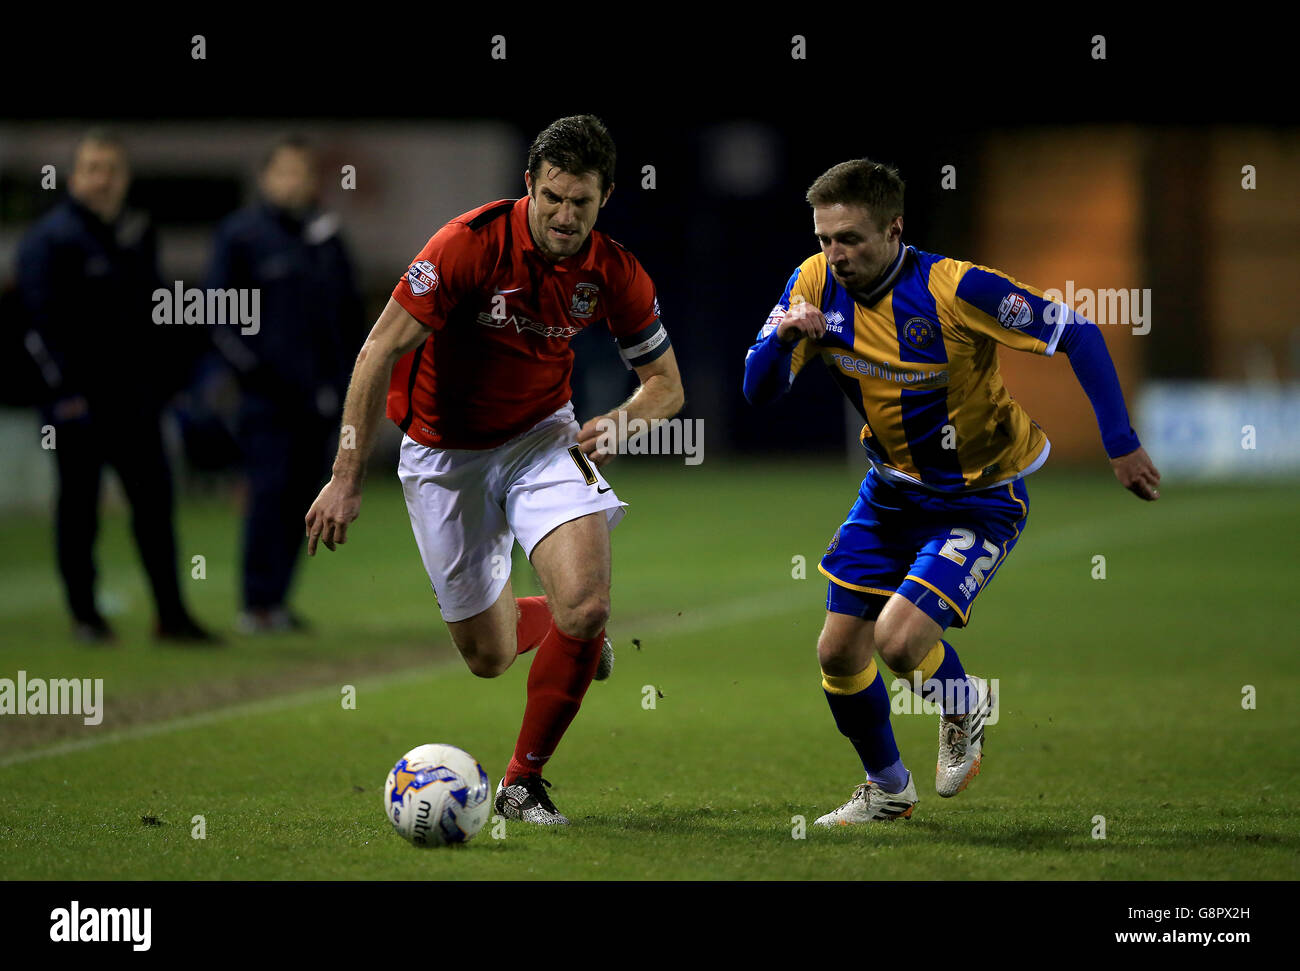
{"left": 305, "top": 298, "right": 429, "bottom": 554}
{"left": 1055, "top": 318, "right": 1161, "bottom": 501}
{"left": 576, "top": 346, "right": 684, "bottom": 467}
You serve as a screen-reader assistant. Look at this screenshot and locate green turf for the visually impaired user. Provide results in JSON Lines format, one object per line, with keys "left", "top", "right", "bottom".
{"left": 1, "top": 461, "right": 1297, "bottom": 879}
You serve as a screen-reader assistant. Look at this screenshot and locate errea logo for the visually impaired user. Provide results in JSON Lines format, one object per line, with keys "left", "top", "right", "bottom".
{"left": 824, "top": 309, "right": 847, "bottom": 334}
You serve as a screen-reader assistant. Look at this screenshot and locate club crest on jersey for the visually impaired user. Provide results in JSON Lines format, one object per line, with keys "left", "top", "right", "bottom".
{"left": 826, "top": 527, "right": 841, "bottom": 554}
{"left": 997, "top": 292, "right": 1033, "bottom": 329}
{"left": 570, "top": 282, "right": 600, "bottom": 319}
{"left": 407, "top": 260, "right": 439, "bottom": 296}
{"left": 904, "top": 317, "right": 935, "bottom": 349}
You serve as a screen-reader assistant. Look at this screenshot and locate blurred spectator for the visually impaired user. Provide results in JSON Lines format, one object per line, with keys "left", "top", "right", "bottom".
{"left": 14, "top": 129, "right": 217, "bottom": 644}
{"left": 207, "top": 135, "right": 367, "bottom": 633}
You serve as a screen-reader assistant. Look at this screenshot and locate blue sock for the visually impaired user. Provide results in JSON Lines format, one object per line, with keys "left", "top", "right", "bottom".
{"left": 904, "top": 639, "right": 975, "bottom": 716}
{"left": 822, "top": 660, "right": 910, "bottom": 793}
{"left": 931, "top": 640, "right": 975, "bottom": 716}
{"left": 868, "top": 759, "right": 910, "bottom": 794}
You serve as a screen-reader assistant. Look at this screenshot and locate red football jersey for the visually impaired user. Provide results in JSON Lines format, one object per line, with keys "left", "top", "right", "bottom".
{"left": 388, "top": 196, "right": 660, "bottom": 449}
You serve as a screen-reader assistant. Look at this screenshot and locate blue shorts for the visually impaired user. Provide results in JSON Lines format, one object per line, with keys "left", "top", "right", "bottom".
{"left": 820, "top": 468, "right": 1030, "bottom": 631}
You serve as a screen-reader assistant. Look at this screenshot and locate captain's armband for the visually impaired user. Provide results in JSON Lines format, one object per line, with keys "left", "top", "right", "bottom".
{"left": 615, "top": 319, "right": 671, "bottom": 370}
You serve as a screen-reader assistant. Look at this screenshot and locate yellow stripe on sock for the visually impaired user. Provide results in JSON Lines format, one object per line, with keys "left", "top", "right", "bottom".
{"left": 885, "top": 640, "right": 945, "bottom": 681}
{"left": 917, "top": 641, "right": 945, "bottom": 682}
{"left": 822, "top": 659, "right": 878, "bottom": 695}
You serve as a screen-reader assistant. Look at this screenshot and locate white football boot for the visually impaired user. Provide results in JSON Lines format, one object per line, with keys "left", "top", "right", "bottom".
{"left": 813, "top": 773, "right": 918, "bottom": 826}
{"left": 593, "top": 633, "right": 615, "bottom": 682}
{"left": 935, "top": 674, "right": 995, "bottom": 797}
{"left": 494, "top": 776, "right": 571, "bottom": 826}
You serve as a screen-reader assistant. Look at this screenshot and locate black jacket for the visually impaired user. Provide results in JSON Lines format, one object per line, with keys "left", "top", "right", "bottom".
{"left": 14, "top": 197, "right": 183, "bottom": 413}
{"left": 205, "top": 201, "right": 366, "bottom": 418}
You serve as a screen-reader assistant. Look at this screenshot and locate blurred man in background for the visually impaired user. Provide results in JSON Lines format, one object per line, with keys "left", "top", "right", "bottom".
{"left": 15, "top": 129, "right": 216, "bottom": 644}
{"left": 207, "top": 135, "right": 366, "bottom": 634}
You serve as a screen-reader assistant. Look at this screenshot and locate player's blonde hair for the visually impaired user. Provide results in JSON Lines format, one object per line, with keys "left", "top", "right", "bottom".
{"left": 806, "top": 159, "right": 904, "bottom": 231}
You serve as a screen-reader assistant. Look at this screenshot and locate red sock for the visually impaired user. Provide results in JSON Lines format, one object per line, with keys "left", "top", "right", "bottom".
{"left": 515, "top": 596, "right": 551, "bottom": 656}
{"left": 505, "top": 621, "right": 603, "bottom": 784}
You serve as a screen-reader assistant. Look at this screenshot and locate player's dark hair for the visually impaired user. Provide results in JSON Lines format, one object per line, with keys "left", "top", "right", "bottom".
{"left": 76, "top": 127, "right": 127, "bottom": 157}
{"left": 806, "top": 159, "right": 905, "bottom": 231}
{"left": 527, "top": 115, "right": 616, "bottom": 195}
{"left": 261, "top": 133, "right": 315, "bottom": 172}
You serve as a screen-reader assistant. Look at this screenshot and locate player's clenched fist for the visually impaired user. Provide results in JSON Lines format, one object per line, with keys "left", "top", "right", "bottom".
{"left": 305, "top": 475, "right": 363, "bottom": 555}
{"left": 777, "top": 294, "right": 827, "bottom": 344}
{"left": 1109, "top": 446, "right": 1161, "bottom": 501}
{"left": 576, "top": 415, "right": 615, "bottom": 468}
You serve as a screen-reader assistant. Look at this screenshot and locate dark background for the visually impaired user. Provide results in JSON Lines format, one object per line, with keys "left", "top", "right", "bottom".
{"left": 2, "top": 16, "right": 1295, "bottom": 487}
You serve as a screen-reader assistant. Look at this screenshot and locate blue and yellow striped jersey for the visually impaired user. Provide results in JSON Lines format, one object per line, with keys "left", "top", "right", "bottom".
{"left": 762, "top": 244, "right": 1067, "bottom": 492}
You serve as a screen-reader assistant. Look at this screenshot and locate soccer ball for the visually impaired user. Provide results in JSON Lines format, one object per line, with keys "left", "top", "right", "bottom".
{"left": 384, "top": 743, "right": 492, "bottom": 847}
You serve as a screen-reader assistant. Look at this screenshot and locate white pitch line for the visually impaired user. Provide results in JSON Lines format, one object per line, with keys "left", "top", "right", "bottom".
{"left": 0, "top": 590, "right": 814, "bottom": 769}
{"left": 0, "top": 664, "right": 454, "bottom": 769}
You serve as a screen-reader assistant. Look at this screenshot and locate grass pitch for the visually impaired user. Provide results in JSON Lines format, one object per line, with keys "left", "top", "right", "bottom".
{"left": 1, "top": 459, "right": 1297, "bottom": 880}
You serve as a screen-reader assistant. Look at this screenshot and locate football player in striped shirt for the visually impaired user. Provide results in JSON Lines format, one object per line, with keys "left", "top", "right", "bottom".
{"left": 744, "top": 159, "right": 1160, "bottom": 825}
{"left": 306, "top": 116, "right": 682, "bottom": 826}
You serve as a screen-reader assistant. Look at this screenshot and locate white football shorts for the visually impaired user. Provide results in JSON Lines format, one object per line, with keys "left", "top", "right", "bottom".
{"left": 397, "top": 402, "right": 626, "bottom": 623}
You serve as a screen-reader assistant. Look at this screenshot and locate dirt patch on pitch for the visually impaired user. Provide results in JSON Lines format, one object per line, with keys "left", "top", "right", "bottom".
{"left": 0, "top": 639, "right": 456, "bottom": 757}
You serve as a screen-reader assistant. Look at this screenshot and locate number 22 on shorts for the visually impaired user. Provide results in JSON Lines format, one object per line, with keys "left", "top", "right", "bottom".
{"left": 938, "top": 527, "right": 1000, "bottom": 583}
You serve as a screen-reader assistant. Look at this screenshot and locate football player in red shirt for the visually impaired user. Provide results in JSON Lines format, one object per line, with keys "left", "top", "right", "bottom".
{"left": 305, "top": 116, "right": 683, "bottom": 825}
